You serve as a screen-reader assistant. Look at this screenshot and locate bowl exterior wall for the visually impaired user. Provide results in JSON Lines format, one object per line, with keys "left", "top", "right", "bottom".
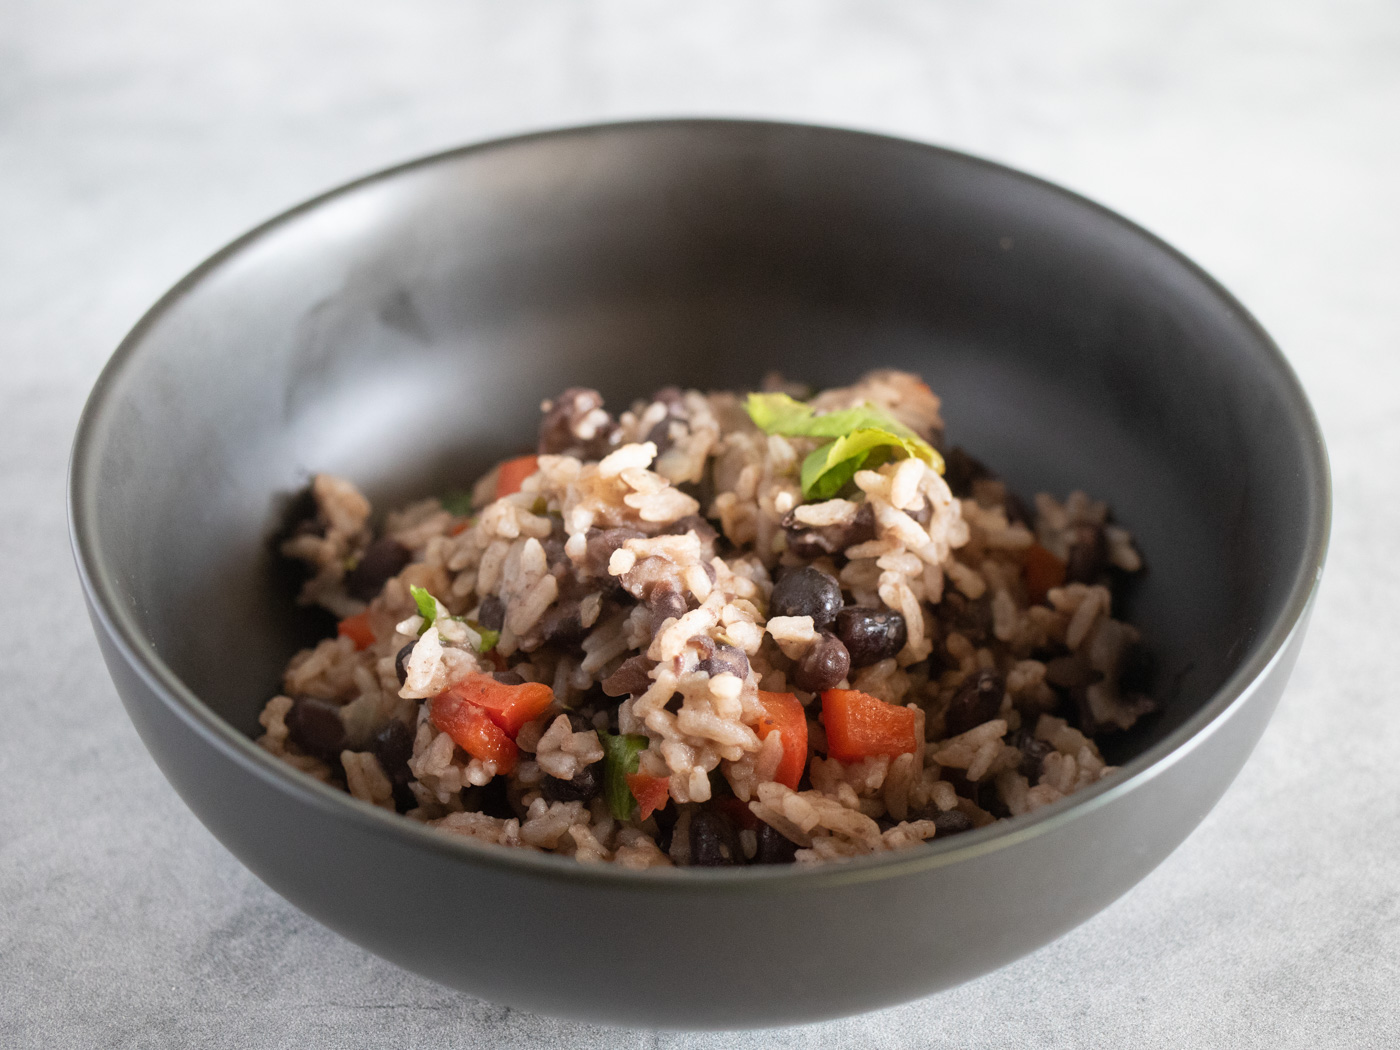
{"left": 85, "top": 591, "right": 1312, "bottom": 1027}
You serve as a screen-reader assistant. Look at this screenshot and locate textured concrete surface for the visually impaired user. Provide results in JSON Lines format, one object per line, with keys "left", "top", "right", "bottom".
{"left": 2, "top": 1, "right": 1397, "bottom": 1046}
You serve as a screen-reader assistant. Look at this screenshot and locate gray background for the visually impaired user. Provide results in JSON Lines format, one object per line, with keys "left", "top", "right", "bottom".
{"left": 2, "top": 1, "right": 1396, "bottom": 1046}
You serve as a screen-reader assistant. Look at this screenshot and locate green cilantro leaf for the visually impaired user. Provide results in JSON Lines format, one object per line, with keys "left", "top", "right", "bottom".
{"left": 744, "top": 392, "right": 943, "bottom": 500}
{"left": 408, "top": 585, "right": 439, "bottom": 635}
{"left": 465, "top": 619, "right": 500, "bottom": 654}
{"left": 597, "top": 730, "right": 650, "bottom": 821}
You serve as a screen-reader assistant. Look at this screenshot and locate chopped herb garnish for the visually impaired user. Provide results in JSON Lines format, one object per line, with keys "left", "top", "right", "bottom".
{"left": 408, "top": 585, "right": 439, "bottom": 635}
{"left": 440, "top": 490, "right": 475, "bottom": 516}
{"left": 597, "top": 730, "right": 650, "bottom": 820}
{"left": 466, "top": 619, "right": 500, "bottom": 654}
{"left": 408, "top": 588, "right": 498, "bottom": 651}
{"left": 744, "top": 392, "right": 943, "bottom": 500}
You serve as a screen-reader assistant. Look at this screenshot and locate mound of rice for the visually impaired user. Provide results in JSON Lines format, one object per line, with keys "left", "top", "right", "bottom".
{"left": 256, "top": 371, "right": 1154, "bottom": 867}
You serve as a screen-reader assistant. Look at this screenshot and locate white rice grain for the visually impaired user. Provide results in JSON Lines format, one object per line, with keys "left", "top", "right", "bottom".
{"left": 598, "top": 442, "right": 657, "bottom": 477}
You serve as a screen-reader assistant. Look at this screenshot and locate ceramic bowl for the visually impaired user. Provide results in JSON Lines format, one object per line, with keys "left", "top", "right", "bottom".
{"left": 69, "top": 120, "right": 1329, "bottom": 1028}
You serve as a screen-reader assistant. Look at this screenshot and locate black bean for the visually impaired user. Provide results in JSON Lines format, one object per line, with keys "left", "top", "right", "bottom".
{"left": 540, "top": 600, "right": 585, "bottom": 646}
{"left": 538, "top": 387, "right": 600, "bottom": 453}
{"left": 647, "top": 586, "right": 689, "bottom": 634}
{"left": 1015, "top": 733, "right": 1053, "bottom": 781}
{"left": 943, "top": 447, "right": 993, "bottom": 498}
{"left": 834, "top": 607, "right": 907, "bottom": 668}
{"left": 1066, "top": 685, "right": 1101, "bottom": 736}
{"left": 394, "top": 642, "right": 415, "bottom": 686}
{"left": 931, "top": 809, "right": 974, "bottom": 837}
{"left": 476, "top": 594, "right": 505, "bottom": 631}
{"left": 541, "top": 762, "right": 601, "bottom": 803}
{"left": 769, "top": 566, "right": 843, "bottom": 628}
{"left": 940, "top": 770, "right": 1005, "bottom": 817}
{"left": 391, "top": 781, "right": 418, "bottom": 814}
{"left": 344, "top": 537, "right": 412, "bottom": 601}
{"left": 781, "top": 502, "right": 876, "bottom": 560}
{"left": 753, "top": 823, "right": 799, "bottom": 864}
{"left": 584, "top": 527, "right": 646, "bottom": 578}
{"left": 939, "top": 591, "right": 993, "bottom": 643}
{"left": 538, "top": 387, "right": 618, "bottom": 459}
{"left": 646, "top": 417, "right": 678, "bottom": 454}
{"left": 1065, "top": 522, "right": 1108, "bottom": 584}
{"left": 663, "top": 692, "right": 685, "bottom": 714}
{"left": 601, "top": 655, "right": 656, "bottom": 697}
{"left": 652, "top": 803, "right": 678, "bottom": 853}
{"left": 371, "top": 720, "right": 415, "bottom": 783}
{"left": 644, "top": 388, "right": 689, "bottom": 455}
{"left": 492, "top": 670, "right": 526, "bottom": 686}
{"left": 792, "top": 631, "right": 851, "bottom": 693}
{"left": 697, "top": 642, "right": 750, "bottom": 680}
{"left": 689, "top": 811, "right": 744, "bottom": 867}
{"left": 944, "top": 670, "right": 1005, "bottom": 737}
{"left": 940, "top": 768, "right": 976, "bottom": 801}
{"left": 565, "top": 711, "right": 596, "bottom": 734}
{"left": 983, "top": 789, "right": 1012, "bottom": 820}
{"left": 287, "top": 696, "right": 346, "bottom": 758}
{"left": 643, "top": 387, "right": 689, "bottom": 456}
{"left": 541, "top": 530, "right": 569, "bottom": 573}
{"left": 460, "top": 776, "right": 513, "bottom": 819}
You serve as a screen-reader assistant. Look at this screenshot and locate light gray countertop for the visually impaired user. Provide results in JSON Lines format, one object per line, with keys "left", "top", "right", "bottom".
{"left": 2, "top": 1, "right": 1396, "bottom": 1046}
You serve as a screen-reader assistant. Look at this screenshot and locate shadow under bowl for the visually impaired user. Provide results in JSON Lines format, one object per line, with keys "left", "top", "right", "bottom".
{"left": 69, "top": 119, "right": 1329, "bottom": 1028}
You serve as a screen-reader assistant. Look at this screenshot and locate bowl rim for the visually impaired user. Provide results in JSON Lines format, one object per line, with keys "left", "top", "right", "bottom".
{"left": 68, "top": 116, "right": 1332, "bottom": 889}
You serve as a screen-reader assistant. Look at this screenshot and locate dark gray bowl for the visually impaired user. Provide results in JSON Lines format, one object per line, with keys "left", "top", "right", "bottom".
{"left": 69, "top": 119, "right": 1329, "bottom": 1028}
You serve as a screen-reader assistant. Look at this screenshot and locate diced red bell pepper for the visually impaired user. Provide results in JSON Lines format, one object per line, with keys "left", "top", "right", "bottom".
{"left": 625, "top": 772, "right": 671, "bottom": 821}
{"left": 430, "top": 691, "right": 518, "bottom": 773}
{"left": 336, "top": 610, "right": 375, "bottom": 651}
{"left": 495, "top": 455, "right": 540, "bottom": 499}
{"left": 440, "top": 672, "right": 554, "bottom": 738}
{"left": 820, "top": 688, "right": 918, "bottom": 762}
{"left": 1023, "top": 542, "right": 1066, "bottom": 606}
{"left": 755, "top": 690, "right": 808, "bottom": 790}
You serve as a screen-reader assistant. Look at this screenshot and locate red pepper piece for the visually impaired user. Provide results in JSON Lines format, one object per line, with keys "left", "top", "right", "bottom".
{"left": 625, "top": 772, "right": 671, "bottom": 821}
{"left": 336, "top": 610, "right": 375, "bottom": 651}
{"left": 755, "top": 690, "right": 808, "bottom": 790}
{"left": 430, "top": 691, "right": 518, "bottom": 774}
{"left": 1023, "top": 542, "right": 1066, "bottom": 606}
{"left": 820, "top": 688, "right": 918, "bottom": 763}
{"left": 495, "top": 455, "right": 540, "bottom": 499}
{"left": 440, "top": 673, "right": 554, "bottom": 738}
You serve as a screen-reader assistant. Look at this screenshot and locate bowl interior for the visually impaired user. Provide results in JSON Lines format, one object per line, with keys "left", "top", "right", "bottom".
{"left": 77, "top": 120, "right": 1323, "bottom": 779}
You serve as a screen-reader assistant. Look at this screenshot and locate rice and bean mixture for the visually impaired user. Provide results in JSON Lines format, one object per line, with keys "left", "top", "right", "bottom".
{"left": 257, "top": 371, "right": 1155, "bottom": 867}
